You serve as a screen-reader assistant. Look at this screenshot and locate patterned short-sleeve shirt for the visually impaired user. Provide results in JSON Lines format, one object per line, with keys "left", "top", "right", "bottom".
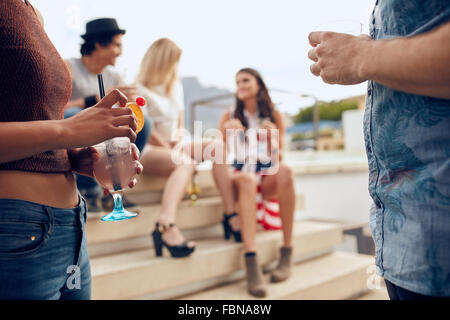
{"left": 366, "top": 0, "right": 450, "bottom": 296}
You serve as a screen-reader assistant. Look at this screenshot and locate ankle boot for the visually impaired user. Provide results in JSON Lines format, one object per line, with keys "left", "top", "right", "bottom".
{"left": 270, "top": 247, "right": 293, "bottom": 283}
{"left": 245, "top": 253, "right": 267, "bottom": 298}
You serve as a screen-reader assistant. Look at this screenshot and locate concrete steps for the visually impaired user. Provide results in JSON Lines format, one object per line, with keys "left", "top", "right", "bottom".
{"left": 90, "top": 221, "right": 342, "bottom": 300}
{"left": 86, "top": 194, "right": 305, "bottom": 257}
{"left": 357, "top": 289, "right": 389, "bottom": 300}
{"left": 127, "top": 169, "right": 215, "bottom": 195}
{"left": 86, "top": 196, "right": 223, "bottom": 244}
{"left": 86, "top": 158, "right": 376, "bottom": 300}
{"left": 124, "top": 169, "right": 217, "bottom": 205}
{"left": 182, "top": 251, "right": 374, "bottom": 300}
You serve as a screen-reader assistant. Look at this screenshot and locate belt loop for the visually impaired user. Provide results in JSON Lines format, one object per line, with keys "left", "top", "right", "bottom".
{"left": 79, "top": 194, "right": 87, "bottom": 225}
{"left": 44, "top": 206, "right": 54, "bottom": 236}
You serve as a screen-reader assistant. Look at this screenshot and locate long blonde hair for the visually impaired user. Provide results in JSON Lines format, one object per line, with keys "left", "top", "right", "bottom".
{"left": 137, "top": 38, "right": 182, "bottom": 97}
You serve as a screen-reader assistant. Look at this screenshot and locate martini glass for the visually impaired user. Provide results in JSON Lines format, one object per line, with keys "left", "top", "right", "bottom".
{"left": 93, "top": 137, "right": 138, "bottom": 221}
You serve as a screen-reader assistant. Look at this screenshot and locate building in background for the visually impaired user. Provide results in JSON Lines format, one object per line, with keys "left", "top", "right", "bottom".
{"left": 342, "top": 95, "right": 366, "bottom": 153}
{"left": 286, "top": 95, "right": 366, "bottom": 152}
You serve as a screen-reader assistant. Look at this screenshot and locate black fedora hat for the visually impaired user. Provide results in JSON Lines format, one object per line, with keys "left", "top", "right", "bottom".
{"left": 81, "top": 18, "right": 126, "bottom": 40}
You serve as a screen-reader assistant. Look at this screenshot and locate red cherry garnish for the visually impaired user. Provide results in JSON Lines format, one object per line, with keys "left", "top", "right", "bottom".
{"left": 135, "top": 96, "right": 146, "bottom": 107}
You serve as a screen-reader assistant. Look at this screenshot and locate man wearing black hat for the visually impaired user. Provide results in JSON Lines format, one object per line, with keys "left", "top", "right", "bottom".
{"left": 64, "top": 18, "right": 152, "bottom": 212}
{"left": 66, "top": 18, "right": 132, "bottom": 109}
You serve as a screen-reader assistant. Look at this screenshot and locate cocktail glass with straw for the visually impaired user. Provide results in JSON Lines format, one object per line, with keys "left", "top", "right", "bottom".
{"left": 93, "top": 74, "right": 145, "bottom": 222}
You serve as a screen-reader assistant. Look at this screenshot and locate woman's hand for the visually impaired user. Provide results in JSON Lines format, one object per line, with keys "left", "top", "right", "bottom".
{"left": 260, "top": 120, "right": 278, "bottom": 132}
{"left": 67, "top": 147, "right": 100, "bottom": 178}
{"left": 224, "top": 119, "right": 245, "bottom": 131}
{"left": 100, "top": 143, "right": 143, "bottom": 196}
{"left": 260, "top": 120, "right": 278, "bottom": 141}
{"left": 108, "top": 84, "right": 138, "bottom": 102}
{"left": 123, "top": 143, "right": 143, "bottom": 190}
{"left": 68, "top": 144, "right": 143, "bottom": 190}
{"left": 62, "top": 89, "right": 138, "bottom": 149}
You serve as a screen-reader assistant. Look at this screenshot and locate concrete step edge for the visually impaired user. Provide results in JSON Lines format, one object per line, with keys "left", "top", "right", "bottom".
{"left": 90, "top": 221, "right": 342, "bottom": 299}
{"left": 180, "top": 251, "right": 374, "bottom": 300}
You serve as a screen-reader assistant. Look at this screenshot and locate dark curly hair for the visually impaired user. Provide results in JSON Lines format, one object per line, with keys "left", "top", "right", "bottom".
{"left": 234, "top": 68, "right": 275, "bottom": 129}
{"left": 80, "top": 32, "right": 121, "bottom": 56}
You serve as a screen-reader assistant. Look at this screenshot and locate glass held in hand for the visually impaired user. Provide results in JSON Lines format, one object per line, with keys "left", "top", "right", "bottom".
{"left": 314, "top": 19, "right": 363, "bottom": 36}
{"left": 93, "top": 137, "right": 138, "bottom": 222}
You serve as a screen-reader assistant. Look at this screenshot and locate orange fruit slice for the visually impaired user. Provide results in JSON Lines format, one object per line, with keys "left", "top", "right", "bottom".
{"left": 127, "top": 97, "right": 146, "bottom": 134}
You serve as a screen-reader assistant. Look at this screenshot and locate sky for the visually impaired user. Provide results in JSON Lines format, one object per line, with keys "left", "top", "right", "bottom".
{"left": 35, "top": 0, "right": 375, "bottom": 113}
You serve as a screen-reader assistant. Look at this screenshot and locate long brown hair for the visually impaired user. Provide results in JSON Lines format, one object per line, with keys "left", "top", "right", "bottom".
{"left": 234, "top": 68, "right": 275, "bottom": 129}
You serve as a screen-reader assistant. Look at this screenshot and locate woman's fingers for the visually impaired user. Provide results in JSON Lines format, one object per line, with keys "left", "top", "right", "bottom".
{"left": 97, "top": 89, "right": 128, "bottom": 109}
{"left": 114, "top": 126, "right": 137, "bottom": 142}
{"left": 86, "top": 146, "right": 101, "bottom": 163}
{"left": 227, "top": 119, "right": 244, "bottom": 130}
{"left": 128, "top": 178, "right": 137, "bottom": 189}
{"left": 111, "top": 106, "right": 133, "bottom": 117}
{"left": 135, "top": 161, "right": 143, "bottom": 175}
{"left": 131, "top": 143, "right": 140, "bottom": 160}
{"left": 112, "top": 115, "right": 138, "bottom": 131}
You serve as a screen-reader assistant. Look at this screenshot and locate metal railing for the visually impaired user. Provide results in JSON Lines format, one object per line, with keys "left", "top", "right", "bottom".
{"left": 189, "top": 93, "right": 235, "bottom": 132}
{"left": 189, "top": 89, "right": 322, "bottom": 140}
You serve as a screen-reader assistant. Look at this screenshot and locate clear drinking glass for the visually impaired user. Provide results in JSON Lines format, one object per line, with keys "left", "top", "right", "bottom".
{"left": 314, "top": 19, "right": 363, "bottom": 36}
{"left": 93, "top": 137, "right": 138, "bottom": 222}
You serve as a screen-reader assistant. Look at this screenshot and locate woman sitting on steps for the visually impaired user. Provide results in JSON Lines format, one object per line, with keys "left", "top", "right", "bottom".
{"left": 212, "top": 68, "right": 296, "bottom": 298}
{"left": 137, "top": 38, "right": 217, "bottom": 259}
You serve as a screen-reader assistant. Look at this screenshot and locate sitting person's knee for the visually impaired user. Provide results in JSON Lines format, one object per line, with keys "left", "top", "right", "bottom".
{"left": 233, "top": 172, "right": 257, "bottom": 190}
{"left": 278, "top": 164, "right": 294, "bottom": 187}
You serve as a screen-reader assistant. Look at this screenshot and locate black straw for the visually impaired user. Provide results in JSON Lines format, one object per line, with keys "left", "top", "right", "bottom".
{"left": 98, "top": 73, "right": 122, "bottom": 191}
{"left": 98, "top": 74, "right": 106, "bottom": 99}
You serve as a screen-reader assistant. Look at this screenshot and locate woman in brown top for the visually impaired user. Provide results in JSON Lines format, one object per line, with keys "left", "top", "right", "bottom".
{"left": 0, "top": 0, "right": 142, "bottom": 299}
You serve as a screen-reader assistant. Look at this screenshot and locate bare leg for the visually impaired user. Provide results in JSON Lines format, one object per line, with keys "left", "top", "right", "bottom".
{"left": 233, "top": 172, "right": 258, "bottom": 252}
{"left": 140, "top": 146, "right": 196, "bottom": 247}
{"left": 200, "top": 139, "right": 240, "bottom": 230}
{"left": 211, "top": 140, "right": 236, "bottom": 215}
{"left": 277, "top": 164, "right": 295, "bottom": 247}
{"left": 261, "top": 164, "right": 295, "bottom": 283}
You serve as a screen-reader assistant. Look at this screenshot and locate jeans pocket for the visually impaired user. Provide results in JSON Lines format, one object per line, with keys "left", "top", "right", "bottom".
{"left": 0, "top": 221, "right": 49, "bottom": 259}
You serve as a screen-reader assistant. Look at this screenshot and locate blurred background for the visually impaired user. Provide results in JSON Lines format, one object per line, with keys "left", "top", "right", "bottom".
{"left": 34, "top": 0, "right": 388, "bottom": 300}
{"left": 37, "top": 0, "right": 373, "bottom": 132}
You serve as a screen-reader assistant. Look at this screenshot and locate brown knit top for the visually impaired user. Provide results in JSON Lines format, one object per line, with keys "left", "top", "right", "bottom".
{"left": 0, "top": 0, "right": 72, "bottom": 173}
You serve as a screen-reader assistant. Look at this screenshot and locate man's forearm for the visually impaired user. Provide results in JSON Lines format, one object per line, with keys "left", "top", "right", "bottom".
{"left": 0, "top": 121, "right": 66, "bottom": 164}
{"left": 361, "top": 22, "right": 450, "bottom": 99}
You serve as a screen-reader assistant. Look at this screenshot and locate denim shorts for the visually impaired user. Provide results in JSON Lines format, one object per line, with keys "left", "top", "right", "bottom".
{"left": 0, "top": 196, "right": 91, "bottom": 300}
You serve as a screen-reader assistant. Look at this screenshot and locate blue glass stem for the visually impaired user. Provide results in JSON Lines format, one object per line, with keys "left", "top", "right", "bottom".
{"left": 112, "top": 191, "right": 124, "bottom": 213}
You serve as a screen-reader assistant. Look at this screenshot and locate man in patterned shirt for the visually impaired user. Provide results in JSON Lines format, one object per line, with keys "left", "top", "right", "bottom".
{"left": 307, "top": 0, "right": 450, "bottom": 300}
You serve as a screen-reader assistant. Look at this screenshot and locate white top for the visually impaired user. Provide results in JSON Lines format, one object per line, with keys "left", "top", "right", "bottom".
{"left": 229, "top": 105, "right": 267, "bottom": 130}
{"left": 227, "top": 106, "right": 272, "bottom": 172}
{"left": 67, "top": 58, "right": 120, "bottom": 101}
{"left": 137, "top": 81, "right": 184, "bottom": 142}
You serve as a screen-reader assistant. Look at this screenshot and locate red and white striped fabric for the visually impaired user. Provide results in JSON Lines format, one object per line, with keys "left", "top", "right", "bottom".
{"left": 233, "top": 167, "right": 282, "bottom": 231}
{"left": 255, "top": 171, "right": 282, "bottom": 231}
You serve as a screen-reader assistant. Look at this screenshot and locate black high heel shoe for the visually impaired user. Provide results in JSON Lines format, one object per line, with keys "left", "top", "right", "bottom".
{"left": 222, "top": 213, "right": 242, "bottom": 242}
{"left": 152, "top": 223, "right": 195, "bottom": 258}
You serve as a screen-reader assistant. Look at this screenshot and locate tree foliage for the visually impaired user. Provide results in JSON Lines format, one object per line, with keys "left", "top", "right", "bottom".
{"left": 293, "top": 100, "right": 359, "bottom": 123}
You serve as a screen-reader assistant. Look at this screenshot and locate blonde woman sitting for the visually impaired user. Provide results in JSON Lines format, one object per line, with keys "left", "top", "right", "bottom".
{"left": 137, "top": 38, "right": 213, "bottom": 258}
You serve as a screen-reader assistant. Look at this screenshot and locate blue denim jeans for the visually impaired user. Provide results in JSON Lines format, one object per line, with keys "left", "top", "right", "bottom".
{"left": 64, "top": 107, "right": 152, "bottom": 193}
{"left": 0, "top": 196, "right": 91, "bottom": 300}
